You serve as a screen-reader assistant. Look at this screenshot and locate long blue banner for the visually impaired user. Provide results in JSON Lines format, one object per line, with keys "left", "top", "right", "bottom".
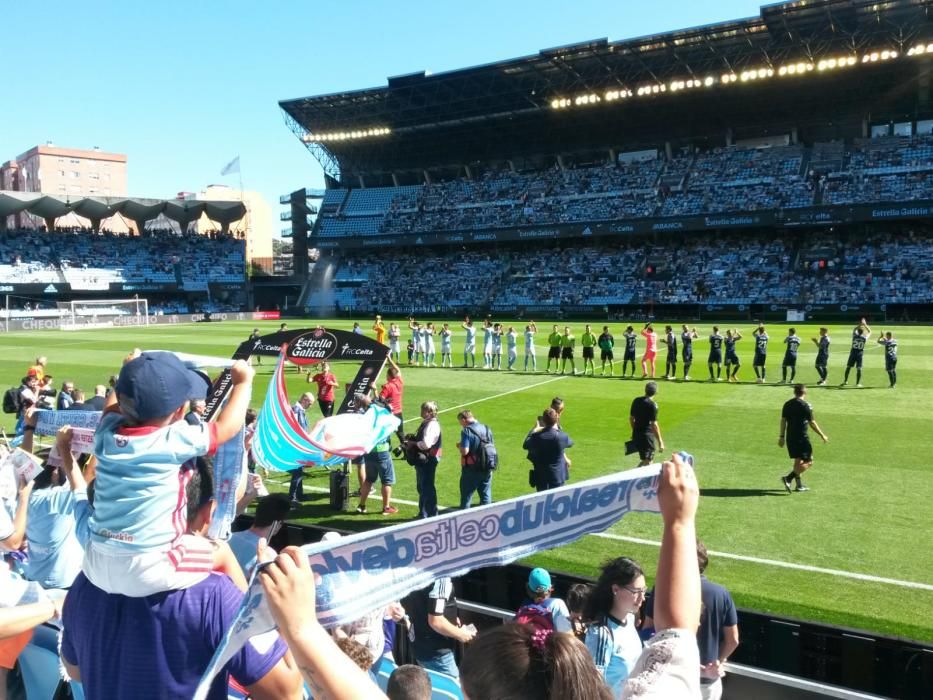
{"left": 194, "top": 464, "right": 662, "bottom": 699}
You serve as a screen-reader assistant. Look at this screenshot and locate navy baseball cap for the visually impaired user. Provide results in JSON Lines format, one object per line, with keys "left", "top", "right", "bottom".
{"left": 117, "top": 352, "right": 208, "bottom": 421}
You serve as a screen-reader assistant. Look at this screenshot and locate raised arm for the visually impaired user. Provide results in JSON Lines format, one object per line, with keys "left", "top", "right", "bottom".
{"left": 1, "top": 480, "right": 34, "bottom": 551}
{"left": 56, "top": 426, "right": 87, "bottom": 493}
{"left": 213, "top": 360, "right": 255, "bottom": 446}
{"left": 20, "top": 406, "right": 38, "bottom": 454}
{"left": 652, "top": 454, "right": 700, "bottom": 633}
{"left": 260, "top": 547, "right": 388, "bottom": 700}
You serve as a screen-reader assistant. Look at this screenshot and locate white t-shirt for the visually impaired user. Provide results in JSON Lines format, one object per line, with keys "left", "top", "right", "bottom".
{"left": 524, "top": 330, "right": 536, "bottom": 349}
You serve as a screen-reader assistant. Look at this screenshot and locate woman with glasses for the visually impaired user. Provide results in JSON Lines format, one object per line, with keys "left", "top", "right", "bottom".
{"left": 584, "top": 557, "right": 646, "bottom": 697}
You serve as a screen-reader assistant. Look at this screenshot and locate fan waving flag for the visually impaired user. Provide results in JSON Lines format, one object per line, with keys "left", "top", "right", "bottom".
{"left": 251, "top": 352, "right": 399, "bottom": 472}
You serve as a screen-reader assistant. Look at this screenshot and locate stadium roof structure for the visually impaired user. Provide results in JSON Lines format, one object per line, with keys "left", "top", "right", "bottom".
{"left": 0, "top": 192, "right": 246, "bottom": 230}
{"left": 281, "top": 0, "right": 933, "bottom": 184}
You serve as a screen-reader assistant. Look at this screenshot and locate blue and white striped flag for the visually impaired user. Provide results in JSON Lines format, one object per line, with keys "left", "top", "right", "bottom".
{"left": 250, "top": 353, "right": 399, "bottom": 472}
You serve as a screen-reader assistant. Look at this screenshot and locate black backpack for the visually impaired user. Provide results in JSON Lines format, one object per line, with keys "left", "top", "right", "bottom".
{"left": 466, "top": 424, "right": 498, "bottom": 471}
{"left": 3, "top": 387, "right": 22, "bottom": 415}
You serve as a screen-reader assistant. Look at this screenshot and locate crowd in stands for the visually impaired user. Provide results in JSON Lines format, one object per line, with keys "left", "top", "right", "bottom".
{"left": 822, "top": 135, "right": 933, "bottom": 205}
{"left": 0, "top": 227, "right": 246, "bottom": 291}
{"left": 314, "top": 135, "right": 933, "bottom": 239}
{"left": 321, "top": 228, "right": 933, "bottom": 313}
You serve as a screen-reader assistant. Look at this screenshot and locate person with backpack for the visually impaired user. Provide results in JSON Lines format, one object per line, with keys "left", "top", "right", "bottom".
{"left": 4, "top": 375, "right": 39, "bottom": 435}
{"left": 456, "top": 409, "right": 497, "bottom": 509}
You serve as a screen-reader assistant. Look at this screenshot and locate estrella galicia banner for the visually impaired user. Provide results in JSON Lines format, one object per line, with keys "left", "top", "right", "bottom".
{"left": 202, "top": 327, "right": 390, "bottom": 420}
{"left": 193, "top": 464, "right": 663, "bottom": 700}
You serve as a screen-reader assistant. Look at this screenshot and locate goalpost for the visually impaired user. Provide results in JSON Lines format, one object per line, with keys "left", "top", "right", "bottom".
{"left": 56, "top": 298, "right": 150, "bottom": 331}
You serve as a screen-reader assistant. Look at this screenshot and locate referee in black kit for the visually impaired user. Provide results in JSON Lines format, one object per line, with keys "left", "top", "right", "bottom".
{"left": 778, "top": 384, "right": 829, "bottom": 493}
{"left": 629, "top": 381, "right": 665, "bottom": 467}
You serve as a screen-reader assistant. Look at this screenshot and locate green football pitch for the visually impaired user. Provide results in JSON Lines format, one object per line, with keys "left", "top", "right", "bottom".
{"left": 2, "top": 318, "right": 931, "bottom": 643}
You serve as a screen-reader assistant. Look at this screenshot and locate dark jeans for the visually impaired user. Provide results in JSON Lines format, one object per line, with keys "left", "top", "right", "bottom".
{"left": 393, "top": 412, "right": 404, "bottom": 442}
{"left": 535, "top": 478, "right": 563, "bottom": 492}
{"left": 459, "top": 468, "right": 493, "bottom": 509}
{"left": 415, "top": 458, "right": 439, "bottom": 518}
{"left": 289, "top": 469, "right": 304, "bottom": 501}
{"left": 318, "top": 399, "right": 334, "bottom": 417}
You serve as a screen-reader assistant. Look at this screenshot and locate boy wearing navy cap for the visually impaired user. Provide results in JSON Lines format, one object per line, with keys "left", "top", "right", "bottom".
{"left": 83, "top": 351, "right": 253, "bottom": 596}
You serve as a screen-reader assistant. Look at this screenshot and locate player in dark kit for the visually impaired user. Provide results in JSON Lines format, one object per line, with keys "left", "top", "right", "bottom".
{"left": 878, "top": 331, "right": 898, "bottom": 388}
{"left": 752, "top": 324, "right": 768, "bottom": 383}
{"left": 660, "top": 325, "right": 677, "bottom": 380}
{"left": 811, "top": 328, "right": 830, "bottom": 385}
{"left": 629, "top": 381, "right": 664, "bottom": 467}
{"left": 621, "top": 326, "right": 638, "bottom": 378}
{"left": 780, "top": 328, "right": 802, "bottom": 384}
{"left": 723, "top": 329, "right": 742, "bottom": 382}
{"left": 842, "top": 318, "right": 871, "bottom": 388}
{"left": 708, "top": 326, "right": 724, "bottom": 381}
{"left": 681, "top": 325, "right": 698, "bottom": 381}
{"left": 779, "top": 384, "right": 829, "bottom": 492}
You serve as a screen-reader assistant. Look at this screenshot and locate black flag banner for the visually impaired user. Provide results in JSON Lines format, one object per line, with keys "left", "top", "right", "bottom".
{"left": 203, "top": 328, "right": 390, "bottom": 420}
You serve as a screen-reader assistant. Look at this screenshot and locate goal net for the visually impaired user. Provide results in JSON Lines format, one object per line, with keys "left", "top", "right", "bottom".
{"left": 56, "top": 298, "right": 150, "bottom": 331}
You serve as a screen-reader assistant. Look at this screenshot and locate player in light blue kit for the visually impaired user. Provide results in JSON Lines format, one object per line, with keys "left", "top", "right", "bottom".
{"left": 482, "top": 318, "right": 494, "bottom": 369}
{"left": 462, "top": 318, "right": 477, "bottom": 368}
{"left": 523, "top": 321, "right": 538, "bottom": 371}
{"left": 491, "top": 323, "right": 504, "bottom": 370}
{"left": 439, "top": 323, "right": 453, "bottom": 368}
{"left": 506, "top": 326, "right": 519, "bottom": 370}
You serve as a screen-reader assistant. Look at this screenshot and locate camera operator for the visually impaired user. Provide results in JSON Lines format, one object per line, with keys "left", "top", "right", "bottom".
{"left": 404, "top": 401, "right": 442, "bottom": 519}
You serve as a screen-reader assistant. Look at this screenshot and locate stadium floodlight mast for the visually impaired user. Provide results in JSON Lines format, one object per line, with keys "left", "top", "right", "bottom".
{"left": 57, "top": 297, "right": 150, "bottom": 331}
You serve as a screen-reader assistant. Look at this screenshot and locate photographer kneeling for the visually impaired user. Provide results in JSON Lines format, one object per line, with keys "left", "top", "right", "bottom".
{"left": 403, "top": 401, "right": 442, "bottom": 519}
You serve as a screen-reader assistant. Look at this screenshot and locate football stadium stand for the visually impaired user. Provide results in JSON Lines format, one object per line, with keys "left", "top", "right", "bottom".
{"left": 314, "top": 229, "right": 933, "bottom": 314}
{"left": 307, "top": 137, "right": 933, "bottom": 240}
{"left": 0, "top": 228, "right": 247, "bottom": 314}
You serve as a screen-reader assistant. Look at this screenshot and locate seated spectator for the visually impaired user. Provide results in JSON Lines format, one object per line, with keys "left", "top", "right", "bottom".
{"left": 566, "top": 582, "right": 593, "bottom": 640}
{"left": 386, "top": 664, "right": 432, "bottom": 700}
{"left": 60, "top": 458, "right": 302, "bottom": 699}
{"left": 19, "top": 421, "right": 87, "bottom": 589}
{"left": 584, "top": 557, "right": 647, "bottom": 695}
{"left": 335, "top": 637, "right": 374, "bottom": 673}
{"left": 522, "top": 567, "right": 572, "bottom": 632}
{"left": 228, "top": 493, "right": 290, "bottom": 579}
{"left": 459, "top": 606, "right": 612, "bottom": 700}
{"left": 407, "top": 576, "right": 475, "bottom": 678}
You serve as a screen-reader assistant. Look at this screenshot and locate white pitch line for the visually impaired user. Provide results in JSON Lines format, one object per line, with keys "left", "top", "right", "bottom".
{"left": 281, "top": 481, "right": 933, "bottom": 592}
{"left": 403, "top": 373, "right": 570, "bottom": 424}
{"left": 593, "top": 532, "right": 933, "bottom": 592}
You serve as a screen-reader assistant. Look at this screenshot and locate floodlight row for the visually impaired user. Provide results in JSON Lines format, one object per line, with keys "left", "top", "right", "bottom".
{"left": 304, "top": 127, "right": 391, "bottom": 143}
{"left": 550, "top": 46, "right": 913, "bottom": 111}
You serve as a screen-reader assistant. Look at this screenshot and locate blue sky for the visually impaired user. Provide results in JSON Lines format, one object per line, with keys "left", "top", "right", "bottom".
{"left": 3, "top": 1, "right": 765, "bottom": 234}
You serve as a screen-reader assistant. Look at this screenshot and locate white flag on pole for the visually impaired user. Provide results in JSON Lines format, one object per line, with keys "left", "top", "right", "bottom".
{"left": 220, "top": 156, "right": 240, "bottom": 176}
